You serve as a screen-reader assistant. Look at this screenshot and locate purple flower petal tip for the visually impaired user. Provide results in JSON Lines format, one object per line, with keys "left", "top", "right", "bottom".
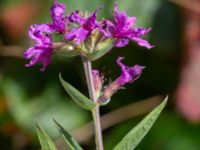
{"left": 50, "top": 0, "right": 67, "bottom": 33}
{"left": 51, "top": 0, "right": 66, "bottom": 17}
{"left": 100, "top": 2, "right": 153, "bottom": 49}
{"left": 116, "top": 57, "right": 145, "bottom": 85}
{"left": 25, "top": 23, "right": 54, "bottom": 71}
{"left": 65, "top": 8, "right": 99, "bottom": 44}
{"left": 68, "top": 10, "right": 85, "bottom": 25}
{"left": 24, "top": 46, "right": 53, "bottom": 71}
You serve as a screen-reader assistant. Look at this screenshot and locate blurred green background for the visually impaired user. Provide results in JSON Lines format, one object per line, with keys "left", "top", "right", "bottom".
{"left": 1, "top": 0, "right": 200, "bottom": 149}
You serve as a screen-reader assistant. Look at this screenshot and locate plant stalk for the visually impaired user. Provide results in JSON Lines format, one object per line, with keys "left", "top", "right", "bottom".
{"left": 82, "top": 56, "right": 104, "bottom": 150}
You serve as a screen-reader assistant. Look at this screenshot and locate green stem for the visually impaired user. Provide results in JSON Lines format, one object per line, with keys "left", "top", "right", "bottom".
{"left": 82, "top": 56, "right": 104, "bottom": 150}
{"left": 92, "top": 107, "right": 103, "bottom": 150}
{"left": 82, "top": 56, "right": 96, "bottom": 101}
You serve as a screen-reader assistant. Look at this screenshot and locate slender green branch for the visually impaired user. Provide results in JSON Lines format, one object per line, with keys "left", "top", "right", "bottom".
{"left": 82, "top": 56, "right": 104, "bottom": 150}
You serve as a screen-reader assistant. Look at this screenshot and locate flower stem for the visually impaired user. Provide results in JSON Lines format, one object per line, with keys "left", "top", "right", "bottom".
{"left": 82, "top": 56, "right": 104, "bottom": 150}
{"left": 92, "top": 107, "right": 103, "bottom": 150}
{"left": 82, "top": 56, "right": 96, "bottom": 102}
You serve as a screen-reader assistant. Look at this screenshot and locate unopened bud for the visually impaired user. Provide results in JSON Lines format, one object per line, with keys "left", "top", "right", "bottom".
{"left": 92, "top": 69, "right": 103, "bottom": 99}
{"left": 98, "top": 79, "right": 121, "bottom": 103}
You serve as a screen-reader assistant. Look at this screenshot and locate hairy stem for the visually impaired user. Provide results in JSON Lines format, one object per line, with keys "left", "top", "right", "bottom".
{"left": 92, "top": 108, "right": 103, "bottom": 150}
{"left": 82, "top": 56, "right": 104, "bottom": 150}
{"left": 82, "top": 56, "right": 96, "bottom": 102}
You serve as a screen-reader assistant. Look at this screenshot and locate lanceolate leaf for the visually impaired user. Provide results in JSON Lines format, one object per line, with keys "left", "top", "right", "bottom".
{"left": 87, "top": 39, "right": 113, "bottom": 61}
{"left": 53, "top": 120, "right": 83, "bottom": 150}
{"left": 36, "top": 122, "right": 57, "bottom": 150}
{"left": 113, "top": 96, "right": 168, "bottom": 150}
{"left": 59, "top": 74, "right": 96, "bottom": 110}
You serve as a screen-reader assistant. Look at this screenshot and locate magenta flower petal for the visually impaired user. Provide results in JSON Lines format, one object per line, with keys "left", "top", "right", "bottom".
{"left": 83, "top": 11, "right": 98, "bottom": 31}
{"left": 131, "top": 37, "right": 153, "bottom": 49}
{"left": 114, "top": 3, "right": 136, "bottom": 32}
{"left": 132, "top": 27, "right": 152, "bottom": 37}
{"left": 114, "top": 38, "right": 129, "bottom": 47}
{"left": 102, "top": 3, "right": 153, "bottom": 49}
{"left": 99, "top": 20, "right": 115, "bottom": 37}
{"left": 25, "top": 24, "right": 54, "bottom": 71}
{"left": 50, "top": 0, "right": 65, "bottom": 18}
{"left": 66, "top": 9, "right": 99, "bottom": 44}
{"left": 29, "top": 24, "right": 54, "bottom": 44}
{"left": 68, "top": 10, "right": 85, "bottom": 25}
{"left": 65, "top": 27, "right": 88, "bottom": 44}
{"left": 116, "top": 57, "right": 145, "bottom": 85}
{"left": 23, "top": 45, "right": 53, "bottom": 71}
{"left": 50, "top": 0, "right": 67, "bottom": 33}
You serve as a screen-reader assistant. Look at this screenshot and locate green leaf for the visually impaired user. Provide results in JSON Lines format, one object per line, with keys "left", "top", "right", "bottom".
{"left": 87, "top": 39, "right": 113, "bottom": 61}
{"left": 59, "top": 74, "right": 96, "bottom": 110}
{"left": 113, "top": 96, "right": 168, "bottom": 150}
{"left": 53, "top": 119, "right": 83, "bottom": 150}
{"left": 36, "top": 122, "right": 57, "bottom": 150}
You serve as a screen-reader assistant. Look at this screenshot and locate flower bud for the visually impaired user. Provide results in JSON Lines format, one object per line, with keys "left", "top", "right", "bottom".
{"left": 92, "top": 69, "right": 103, "bottom": 99}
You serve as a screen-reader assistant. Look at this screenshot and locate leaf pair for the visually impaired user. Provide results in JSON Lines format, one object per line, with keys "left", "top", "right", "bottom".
{"left": 36, "top": 120, "right": 83, "bottom": 150}
{"left": 36, "top": 96, "right": 167, "bottom": 150}
{"left": 36, "top": 75, "right": 91, "bottom": 150}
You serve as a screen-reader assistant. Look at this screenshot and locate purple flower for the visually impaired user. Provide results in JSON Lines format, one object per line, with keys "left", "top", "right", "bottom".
{"left": 65, "top": 10, "right": 99, "bottom": 44}
{"left": 99, "top": 57, "right": 144, "bottom": 102}
{"left": 24, "top": 0, "right": 67, "bottom": 71}
{"left": 24, "top": 24, "right": 54, "bottom": 71}
{"left": 50, "top": 0, "right": 67, "bottom": 33}
{"left": 23, "top": 45, "right": 53, "bottom": 71}
{"left": 28, "top": 24, "right": 54, "bottom": 44}
{"left": 116, "top": 57, "right": 145, "bottom": 85}
{"left": 101, "top": 3, "right": 153, "bottom": 48}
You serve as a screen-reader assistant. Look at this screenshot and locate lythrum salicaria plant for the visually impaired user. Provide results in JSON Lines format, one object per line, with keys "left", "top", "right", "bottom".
{"left": 24, "top": 1, "right": 167, "bottom": 150}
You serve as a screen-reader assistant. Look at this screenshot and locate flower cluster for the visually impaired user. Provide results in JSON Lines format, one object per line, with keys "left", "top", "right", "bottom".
{"left": 100, "top": 3, "right": 152, "bottom": 48}
{"left": 24, "top": 1, "right": 66, "bottom": 71}
{"left": 24, "top": 0, "right": 152, "bottom": 71}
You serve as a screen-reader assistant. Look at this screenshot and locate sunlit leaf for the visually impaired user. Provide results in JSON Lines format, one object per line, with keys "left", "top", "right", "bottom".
{"left": 36, "top": 122, "right": 57, "bottom": 150}
{"left": 113, "top": 96, "right": 168, "bottom": 150}
{"left": 54, "top": 120, "right": 83, "bottom": 150}
{"left": 59, "top": 74, "right": 96, "bottom": 110}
